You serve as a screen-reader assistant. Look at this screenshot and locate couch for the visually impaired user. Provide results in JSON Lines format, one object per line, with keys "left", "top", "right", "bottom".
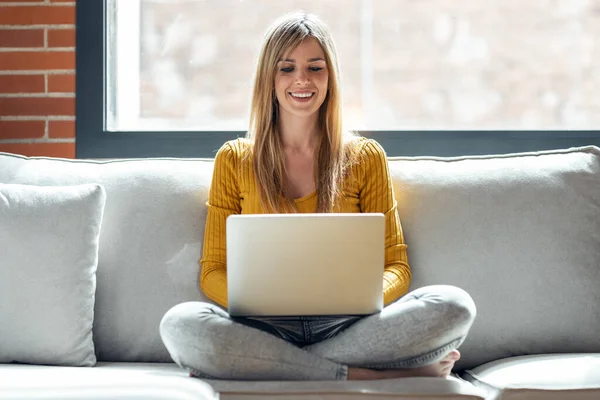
{"left": 0, "top": 145, "right": 599, "bottom": 400}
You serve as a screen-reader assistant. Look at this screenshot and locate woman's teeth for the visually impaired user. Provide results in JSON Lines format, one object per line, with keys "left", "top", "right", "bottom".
{"left": 290, "top": 92, "right": 313, "bottom": 98}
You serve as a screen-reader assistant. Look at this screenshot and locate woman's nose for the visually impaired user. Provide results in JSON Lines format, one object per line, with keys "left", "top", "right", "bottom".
{"left": 295, "top": 70, "right": 309, "bottom": 85}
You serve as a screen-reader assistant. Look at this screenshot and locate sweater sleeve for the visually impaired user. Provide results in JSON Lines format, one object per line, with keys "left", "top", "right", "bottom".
{"left": 358, "top": 139, "right": 412, "bottom": 305}
{"left": 199, "top": 142, "right": 241, "bottom": 308}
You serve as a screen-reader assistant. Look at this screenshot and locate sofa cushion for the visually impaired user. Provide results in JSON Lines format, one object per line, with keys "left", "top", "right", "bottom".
{"left": 0, "top": 183, "right": 105, "bottom": 367}
{"left": 206, "top": 376, "right": 486, "bottom": 399}
{"left": 0, "top": 152, "right": 214, "bottom": 363}
{"left": 0, "top": 362, "right": 486, "bottom": 400}
{"left": 462, "top": 354, "right": 600, "bottom": 400}
{"left": 0, "top": 363, "right": 217, "bottom": 399}
{"left": 388, "top": 146, "right": 600, "bottom": 370}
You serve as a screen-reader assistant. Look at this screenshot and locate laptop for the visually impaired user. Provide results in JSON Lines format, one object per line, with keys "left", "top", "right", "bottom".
{"left": 226, "top": 213, "right": 384, "bottom": 317}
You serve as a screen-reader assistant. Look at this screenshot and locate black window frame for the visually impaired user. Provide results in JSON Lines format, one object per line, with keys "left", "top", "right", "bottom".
{"left": 76, "top": 0, "right": 600, "bottom": 159}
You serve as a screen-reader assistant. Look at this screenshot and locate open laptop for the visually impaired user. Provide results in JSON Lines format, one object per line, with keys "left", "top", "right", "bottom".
{"left": 226, "top": 213, "right": 384, "bottom": 317}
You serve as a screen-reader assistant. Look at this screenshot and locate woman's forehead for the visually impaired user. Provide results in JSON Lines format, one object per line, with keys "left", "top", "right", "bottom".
{"left": 280, "top": 37, "right": 326, "bottom": 62}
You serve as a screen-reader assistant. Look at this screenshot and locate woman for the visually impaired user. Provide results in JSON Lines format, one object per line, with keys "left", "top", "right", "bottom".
{"left": 160, "top": 11, "right": 476, "bottom": 381}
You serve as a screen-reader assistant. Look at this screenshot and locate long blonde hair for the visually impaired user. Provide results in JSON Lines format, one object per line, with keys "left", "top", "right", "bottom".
{"left": 247, "top": 11, "right": 360, "bottom": 213}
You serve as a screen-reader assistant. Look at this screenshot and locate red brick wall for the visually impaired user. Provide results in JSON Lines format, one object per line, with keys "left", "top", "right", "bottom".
{"left": 0, "top": 0, "right": 76, "bottom": 158}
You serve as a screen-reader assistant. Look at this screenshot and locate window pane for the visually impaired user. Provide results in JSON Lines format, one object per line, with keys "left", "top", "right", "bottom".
{"left": 107, "top": 0, "right": 600, "bottom": 131}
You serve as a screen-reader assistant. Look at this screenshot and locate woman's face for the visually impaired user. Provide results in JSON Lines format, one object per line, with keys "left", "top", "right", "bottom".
{"left": 274, "top": 37, "right": 329, "bottom": 121}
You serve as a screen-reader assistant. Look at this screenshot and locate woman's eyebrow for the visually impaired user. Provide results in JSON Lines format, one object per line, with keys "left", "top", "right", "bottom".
{"left": 278, "top": 57, "right": 326, "bottom": 63}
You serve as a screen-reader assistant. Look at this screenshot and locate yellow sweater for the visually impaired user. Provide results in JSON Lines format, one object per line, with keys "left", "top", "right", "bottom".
{"left": 200, "top": 137, "right": 411, "bottom": 308}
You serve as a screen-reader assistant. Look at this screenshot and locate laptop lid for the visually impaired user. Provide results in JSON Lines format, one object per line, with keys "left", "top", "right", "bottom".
{"left": 226, "top": 213, "right": 384, "bottom": 317}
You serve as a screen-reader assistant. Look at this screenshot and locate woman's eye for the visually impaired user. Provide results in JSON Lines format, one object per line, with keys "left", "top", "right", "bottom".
{"left": 281, "top": 67, "right": 294, "bottom": 73}
{"left": 309, "top": 67, "right": 323, "bottom": 72}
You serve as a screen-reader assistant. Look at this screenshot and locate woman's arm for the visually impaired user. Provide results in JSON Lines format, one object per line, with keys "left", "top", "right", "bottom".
{"left": 358, "top": 139, "right": 412, "bottom": 305}
{"left": 200, "top": 142, "right": 242, "bottom": 308}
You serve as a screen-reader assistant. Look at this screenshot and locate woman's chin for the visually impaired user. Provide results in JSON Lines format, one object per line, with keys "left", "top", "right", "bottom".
{"left": 280, "top": 106, "right": 321, "bottom": 120}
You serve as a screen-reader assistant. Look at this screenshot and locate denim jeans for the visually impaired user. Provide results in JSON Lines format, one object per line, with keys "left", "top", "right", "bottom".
{"left": 160, "top": 285, "right": 476, "bottom": 380}
{"left": 235, "top": 315, "right": 362, "bottom": 347}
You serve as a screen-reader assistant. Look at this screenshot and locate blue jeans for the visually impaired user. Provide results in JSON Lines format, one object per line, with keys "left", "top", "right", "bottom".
{"left": 160, "top": 285, "right": 476, "bottom": 380}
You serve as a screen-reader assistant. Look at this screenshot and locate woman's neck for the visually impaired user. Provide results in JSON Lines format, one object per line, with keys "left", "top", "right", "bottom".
{"left": 278, "top": 112, "right": 320, "bottom": 152}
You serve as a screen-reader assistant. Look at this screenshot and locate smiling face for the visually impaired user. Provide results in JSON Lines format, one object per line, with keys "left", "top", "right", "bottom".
{"left": 274, "top": 37, "right": 329, "bottom": 123}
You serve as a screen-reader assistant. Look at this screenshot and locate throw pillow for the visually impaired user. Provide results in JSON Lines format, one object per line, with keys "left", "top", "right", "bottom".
{"left": 0, "top": 183, "right": 106, "bottom": 366}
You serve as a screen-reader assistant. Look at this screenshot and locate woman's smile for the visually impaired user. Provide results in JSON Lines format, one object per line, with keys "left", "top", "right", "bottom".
{"left": 289, "top": 91, "right": 316, "bottom": 103}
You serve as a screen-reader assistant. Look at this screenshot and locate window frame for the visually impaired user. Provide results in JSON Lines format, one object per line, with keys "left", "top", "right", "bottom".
{"left": 76, "top": 0, "right": 600, "bottom": 159}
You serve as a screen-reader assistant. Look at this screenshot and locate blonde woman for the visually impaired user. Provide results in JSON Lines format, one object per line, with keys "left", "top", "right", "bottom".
{"left": 160, "top": 11, "right": 476, "bottom": 381}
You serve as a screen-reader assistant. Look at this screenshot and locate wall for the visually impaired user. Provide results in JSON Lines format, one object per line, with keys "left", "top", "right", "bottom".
{"left": 0, "top": 0, "right": 75, "bottom": 158}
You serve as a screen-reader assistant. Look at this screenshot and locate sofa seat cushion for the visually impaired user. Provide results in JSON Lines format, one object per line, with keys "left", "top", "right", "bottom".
{"left": 462, "top": 354, "right": 600, "bottom": 400}
{"left": 0, "top": 362, "right": 485, "bottom": 400}
{"left": 206, "top": 376, "right": 486, "bottom": 400}
{"left": 0, "top": 363, "right": 215, "bottom": 400}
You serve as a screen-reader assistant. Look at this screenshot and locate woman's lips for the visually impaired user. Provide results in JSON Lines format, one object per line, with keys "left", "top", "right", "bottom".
{"left": 289, "top": 92, "right": 315, "bottom": 103}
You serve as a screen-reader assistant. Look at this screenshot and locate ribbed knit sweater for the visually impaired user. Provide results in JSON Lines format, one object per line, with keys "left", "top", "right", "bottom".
{"left": 200, "top": 137, "right": 411, "bottom": 308}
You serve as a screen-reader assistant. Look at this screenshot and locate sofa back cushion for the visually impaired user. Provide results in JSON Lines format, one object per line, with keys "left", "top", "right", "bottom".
{"left": 388, "top": 146, "right": 600, "bottom": 369}
{"left": 0, "top": 153, "right": 214, "bottom": 362}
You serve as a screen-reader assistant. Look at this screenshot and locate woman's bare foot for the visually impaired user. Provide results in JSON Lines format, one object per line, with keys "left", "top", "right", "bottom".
{"left": 347, "top": 350, "right": 461, "bottom": 380}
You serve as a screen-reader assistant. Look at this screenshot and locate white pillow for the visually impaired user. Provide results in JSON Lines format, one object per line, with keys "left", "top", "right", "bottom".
{"left": 0, "top": 183, "right": 106, "bottom": 366}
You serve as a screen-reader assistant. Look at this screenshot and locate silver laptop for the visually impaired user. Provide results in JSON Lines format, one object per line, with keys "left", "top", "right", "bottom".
{"left": 226, "top": 213, "right": 384, "bottom": 317}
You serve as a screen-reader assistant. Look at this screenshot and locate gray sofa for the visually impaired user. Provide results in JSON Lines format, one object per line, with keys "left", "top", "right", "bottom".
{"left": 0, "top": 145, "right": 599, "bottom": 400}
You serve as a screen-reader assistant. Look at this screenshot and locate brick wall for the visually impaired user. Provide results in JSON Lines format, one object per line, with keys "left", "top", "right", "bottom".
{"left": 0, "top": 0, "right": 76, "bottom": 158}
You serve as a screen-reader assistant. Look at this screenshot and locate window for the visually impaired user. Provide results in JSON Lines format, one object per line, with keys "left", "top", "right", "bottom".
{"left": 76, "top": 0, "right": 600, "bottom": 158}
